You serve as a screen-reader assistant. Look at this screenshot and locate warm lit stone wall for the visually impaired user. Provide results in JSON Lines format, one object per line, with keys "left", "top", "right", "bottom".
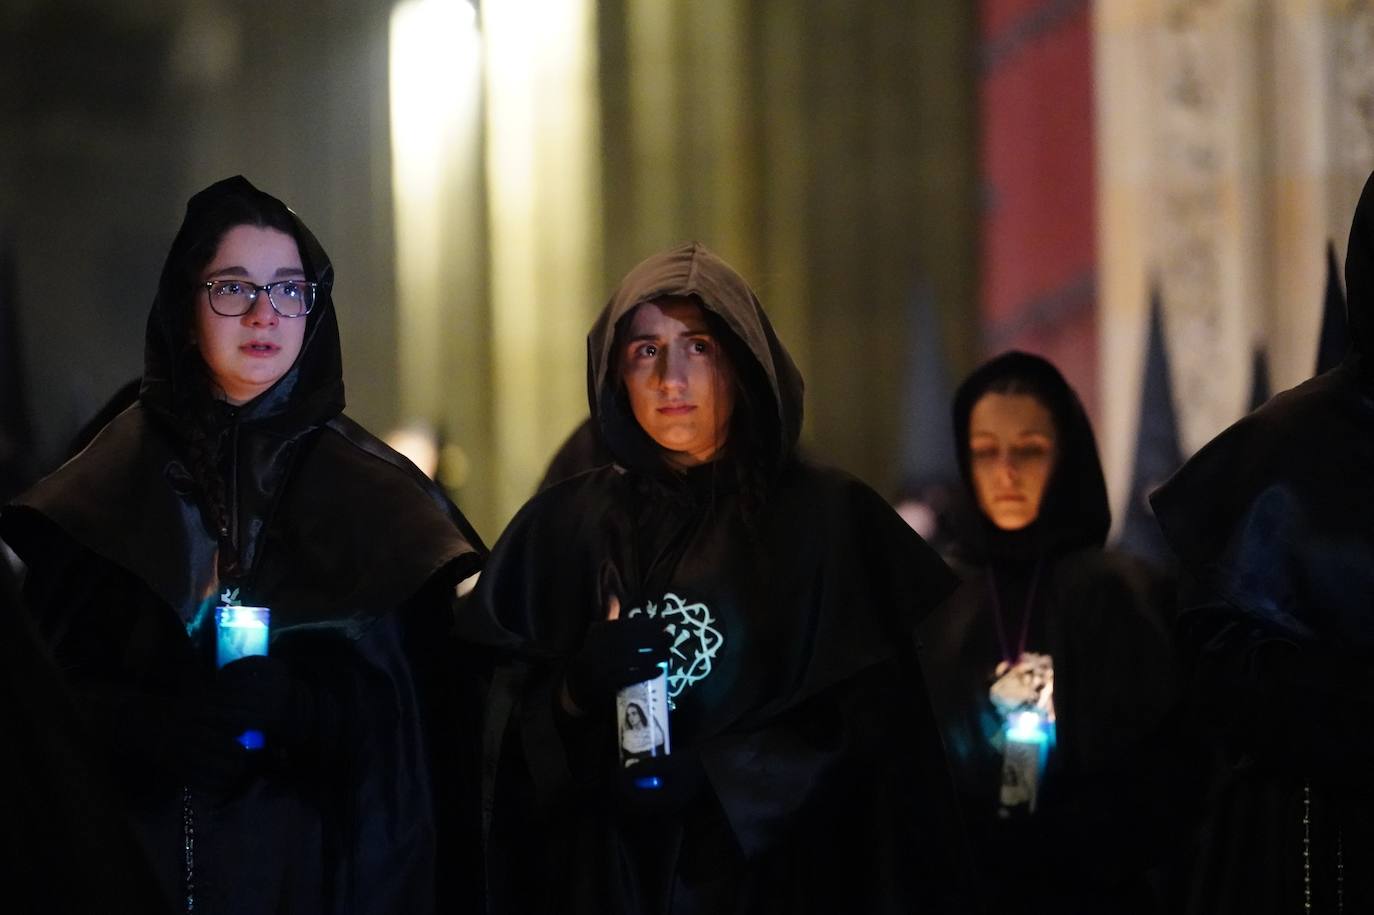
{"left": 1095, "top": 0, "right": 1374, "bottom": 521}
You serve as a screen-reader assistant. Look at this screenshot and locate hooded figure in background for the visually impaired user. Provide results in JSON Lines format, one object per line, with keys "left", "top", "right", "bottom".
{"left": 536, "top": 417, "right": 611, "bottom": 493}
{"left": 1150, "top": 173, "right": 1374, "bottom": 912}
{"left": 1, "top": 177, "right": 485, "bottom": 914}
{"left": 463, "top": 243, "right": 970, "bottom": 914}
{"left": 919, "top": 352, "right": 1185, "bottom": 914}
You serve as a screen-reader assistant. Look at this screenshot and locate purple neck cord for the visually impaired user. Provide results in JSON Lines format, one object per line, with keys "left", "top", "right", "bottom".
{"left": 987, "top": 559, "right": 1044, "bottom": 664}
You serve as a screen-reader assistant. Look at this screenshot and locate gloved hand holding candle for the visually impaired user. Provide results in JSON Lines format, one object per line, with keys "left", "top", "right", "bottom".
{"left": 561, "top": 598, "right": 671, "bottom": 715}
{"left": 560, "top": 593, "right": 675, "bottom": 790}
{"left": 215, "top": 603, "right": 270, "bottom": 749}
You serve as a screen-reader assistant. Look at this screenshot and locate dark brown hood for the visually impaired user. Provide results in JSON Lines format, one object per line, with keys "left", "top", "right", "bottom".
{"left": 586, "top": 242, "right": 804, "bottom": 477}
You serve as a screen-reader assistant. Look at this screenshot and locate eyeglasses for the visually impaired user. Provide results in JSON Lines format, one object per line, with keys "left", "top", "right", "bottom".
{"left": 202, "top": 279, "right": 317, "bottom": 318}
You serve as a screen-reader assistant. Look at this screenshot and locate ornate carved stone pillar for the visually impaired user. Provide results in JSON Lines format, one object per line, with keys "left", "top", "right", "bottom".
{"left": 1096, "top": 0, "right": 1374, "bottom": 518}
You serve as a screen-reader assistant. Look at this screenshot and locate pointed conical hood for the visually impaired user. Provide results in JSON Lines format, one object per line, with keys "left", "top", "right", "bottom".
{"left": 900, "top": 281, "right": 959, "bottom": 485}
{"left": 1116, "top": 287, "right": 1182, "bottom": 566}
{"left": 1316, "top": 239, "right": 1349, "bottom": 375}
{"left": 1248, "top": 347, "right": 1272, "bottom": 412}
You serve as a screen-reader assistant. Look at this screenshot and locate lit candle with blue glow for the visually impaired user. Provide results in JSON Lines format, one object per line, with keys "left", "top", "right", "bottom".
{"left": 216, "top": 604, "right": 271, "bottom": 750}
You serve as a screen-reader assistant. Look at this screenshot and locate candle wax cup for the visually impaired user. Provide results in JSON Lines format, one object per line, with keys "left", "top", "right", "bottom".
{"left": 216, "top": 605, "right": 271, "bottom": 668}
{"left": 215, "top": 605, "right": 271, "bottom": 751}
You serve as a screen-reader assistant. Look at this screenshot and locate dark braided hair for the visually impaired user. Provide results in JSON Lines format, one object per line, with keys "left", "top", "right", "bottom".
{"left": 170, "top": 194, "right": 298, "bottom": 582}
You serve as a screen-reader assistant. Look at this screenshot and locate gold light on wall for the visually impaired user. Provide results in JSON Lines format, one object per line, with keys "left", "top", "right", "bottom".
{"left": 483, "top": 0, "right": 603, "bottom": 525}
{"left": 388, "top": 0, "right": 482, "bottom": 424}
{"left": 1093, "top": 0, "right": 1363, "bottom": 527}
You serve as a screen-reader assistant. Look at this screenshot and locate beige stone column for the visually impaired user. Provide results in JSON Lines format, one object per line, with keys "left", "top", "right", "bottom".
{"left": 389, "top": 0, "right": 493, "bottom": 528}
{"left": 624, "top": 0, "right": 684, "bottom": 252}
{"left": 1097, "top": 0, "right": 1269, "bottom": 522}
{"left": 1278, "top": 0, "right": 1374, "bottom": 372}
{"left": 1322, "top": 1, "right": 1374, "bottom": 247}
{"left": 756, "top": 0, "right": 812, "bottom": 389}
{"left": 683, "top": 0, "right": 755, "bottom": 274}
{"left": 483, "top": 0, "right": 603, "bottom": 528}
{"left": 1097, "top": 0, "right": 1374, "bottom": 526}
{"left": 1265, "top": 0, "right": 1374, "bottom": 392}
{"left": 1095, "top": 0, "right": 1155, "bottom": 520}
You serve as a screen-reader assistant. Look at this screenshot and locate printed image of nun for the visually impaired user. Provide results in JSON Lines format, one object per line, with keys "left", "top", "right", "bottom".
{"left": 618, "top": 699, "right": 667, "bottom": 763}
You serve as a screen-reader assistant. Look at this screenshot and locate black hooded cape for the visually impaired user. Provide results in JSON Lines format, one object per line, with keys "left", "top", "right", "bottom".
{"left": 0, "top": 549, "right": 168, "bottom": 912}
{"left": 1149, "top": 173, "right": 1374, "bottom": 913}
{"left": 1, "top": 177, "right": 485, "bottom": 914}
{"left": 918, "top": 352, "right": 1184, "bottom": 914}
{"left": 461, "top": 243, "right": 970, "bottom": 914}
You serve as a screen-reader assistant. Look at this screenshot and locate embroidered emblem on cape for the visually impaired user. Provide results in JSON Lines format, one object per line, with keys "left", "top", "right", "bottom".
{"left": 626, "top": 592, "right": 724, "bottom": 707}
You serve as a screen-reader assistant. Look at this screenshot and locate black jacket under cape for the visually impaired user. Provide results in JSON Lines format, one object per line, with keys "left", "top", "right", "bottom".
{"left": 460, "top": 243, "right": 970, "bottom": 914}
{"left": 1151, "top": 171, "right": 1374, "bottom": 914}
{"left": 1, "top": 177, "right": 485, "bottom": 914}
{"left": 919, "top": 352, "right": 1185, "bottom": 914}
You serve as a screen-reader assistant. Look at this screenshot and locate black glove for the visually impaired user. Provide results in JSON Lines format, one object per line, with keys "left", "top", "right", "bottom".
{"left": 563, "top": 618, "right": 670, "bottom": 715}
{"left": 108, "top": 692, "right": 249, "bottom": 796}
{"left": 616, "top": 749, "right": 708, "bottom": 817}
{"left": 212, "top": 656, "right": 327, "bottom": 753}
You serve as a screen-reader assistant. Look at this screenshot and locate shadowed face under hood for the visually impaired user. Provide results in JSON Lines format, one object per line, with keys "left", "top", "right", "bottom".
{"left": 953, "top": 351, "right": 1110, "bottom": 560}
{"left": 586, "top": 242, "right": 804, "bottom": 476}
{"left": 141, "top": 175, "right": 344, "bottom": 432}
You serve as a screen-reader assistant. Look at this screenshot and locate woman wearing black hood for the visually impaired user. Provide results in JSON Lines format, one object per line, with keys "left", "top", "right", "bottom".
{"left": 463, "top": 243, "right": 970, "bottom": 914}
{"left": 1149, "top": 173, "right": 1374, "bottom": 912}
{"left": 1, "top": 177, "right": 485, "bottom": 914}
{"left": 919, "top": 352, "right": 1181, "bottom": 913}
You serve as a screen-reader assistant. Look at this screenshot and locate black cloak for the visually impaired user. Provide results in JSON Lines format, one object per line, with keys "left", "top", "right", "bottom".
{"left": 1, "top": 177, "right": 485, "bottom": 914}
{"left": 0, "top": 548, "right": 166, "bottom": 912}
{"left": 919, "top": 352, "right": 1183, "bottom": 914}
{"left": 462, "top": 242, "right": 970, "bottom": 914}
{"left": 1150, "top": 172, "right": 1374, "bottom": 912}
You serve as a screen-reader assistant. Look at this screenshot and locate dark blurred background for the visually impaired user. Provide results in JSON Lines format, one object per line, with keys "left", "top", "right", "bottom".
{"left": 3, "top": 0, "right": 1368, "bottom": 541}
